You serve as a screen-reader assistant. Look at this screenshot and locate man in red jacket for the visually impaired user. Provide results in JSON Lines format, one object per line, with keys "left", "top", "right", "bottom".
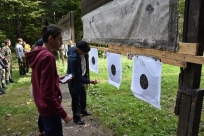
{"left": 26, "top": 24, "right": 72, "bottom": 136}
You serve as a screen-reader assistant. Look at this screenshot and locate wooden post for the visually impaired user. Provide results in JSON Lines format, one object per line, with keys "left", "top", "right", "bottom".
{"left": 175, "top": 0, "right": 204, "bottom": 136}
{"left": 70, "top": 11, "right": 75, "bottom": 43}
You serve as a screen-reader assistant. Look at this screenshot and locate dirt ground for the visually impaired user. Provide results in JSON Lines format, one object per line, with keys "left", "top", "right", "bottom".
{"left": 59, "top": 84, "right": 114, "bottom": 136}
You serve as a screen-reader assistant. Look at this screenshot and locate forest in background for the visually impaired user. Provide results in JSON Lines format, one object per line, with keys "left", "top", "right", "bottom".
{"left": 0, "top": 0, "right": 82, "bottom": 47}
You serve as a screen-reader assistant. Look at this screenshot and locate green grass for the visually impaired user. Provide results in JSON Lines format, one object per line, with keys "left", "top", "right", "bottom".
{"left": 0, "top": 58, "right": 37, "bottom": 135}
{"left": 0, "top": 56, "right": 204, "bottom": 135}
{"left": 87, "top": 57, "right": 204, "bottom": 136}
{"left": 0, "top": 57, "right": 67, "bottom": 135}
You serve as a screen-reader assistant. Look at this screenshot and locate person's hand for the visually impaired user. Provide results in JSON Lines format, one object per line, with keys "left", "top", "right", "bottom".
{"left": 20, "top": 59, "right": 23, "bottom": 62}
{"left": 90, "top": 80, "right": 99, "bottom": 84}
{"left": 63, "top": 114, "right": 72, "bottom": 124}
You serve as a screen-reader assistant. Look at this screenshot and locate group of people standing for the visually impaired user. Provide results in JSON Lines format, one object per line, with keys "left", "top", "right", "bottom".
{"left": 0, "top": 38, "right": 31, "bottom": 95}
{"left": 0, "top": 39, "right": 14, "bottom": 94}
{"left": 25, "top": 22, "right": 98, "bottom": 135}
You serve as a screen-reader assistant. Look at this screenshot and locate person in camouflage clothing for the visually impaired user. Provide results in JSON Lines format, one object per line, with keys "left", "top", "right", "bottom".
{"left": 0, "top": 47, "right": 7, "bottom": 89}
{"left": 0, "top": 51, "right": 6, "bottom": 94}
{"left": 1, "top": 39, "right": 14, "bottom": 85}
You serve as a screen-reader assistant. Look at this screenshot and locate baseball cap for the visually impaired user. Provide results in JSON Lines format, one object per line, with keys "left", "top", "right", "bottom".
{"left": 76, "top": 41, "right": 90, "bottom": 53}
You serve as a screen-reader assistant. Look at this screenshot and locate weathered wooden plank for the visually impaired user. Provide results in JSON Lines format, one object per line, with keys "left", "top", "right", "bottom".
{"left": 109, "top": 42, "right": 198, "bottom": 55}
{"left": 161, "top": 58, "right": 187, "bottom": 68}
{"left": 177, "top": 0, "right": 204, "bottom": 135}
{"left": 187, "top": 89, "right": 204, "bottom": 135}
{"left": 123, "top": 46, "right": 131, "bottom": 52}
{"left": 107, "top": 49, "right": 122, "bottom": 55}
{"left": 130, "top": 46, "right": 204, "bottom": 64}
{"left": 90, "top": 45, "right": 204, "bottom": 65}
{"left": 70, "top": 11, "right": 75, "bottom": 43}
{"left": 111, "top": 45, "right": 124, "bottom": 50}
{"left": 177, "top": 94, "right": 192, "bottom": 135}
{"left": 178, "top": 42, "right": 198, "bottom": 55}
{"left": 108, "top": 44, "right": 113, "bottom": 49}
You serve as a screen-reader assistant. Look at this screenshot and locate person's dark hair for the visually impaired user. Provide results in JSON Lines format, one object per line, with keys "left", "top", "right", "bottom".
{"left": 17, "top": 38, "right": 23, "bottom": 43}
{"left": 42, "top": 22, "right": 62, "bottom": 43}
{"left": 76, "top": 41, "right": 90, "bottom": 53}
{"left": 35, "top": 38, "right": 43, "bottom": 46}
{"left": 4, "top": 39, "right": 10, "bottom": 44}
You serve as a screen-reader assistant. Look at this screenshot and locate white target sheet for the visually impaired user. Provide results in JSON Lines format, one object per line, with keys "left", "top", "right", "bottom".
{"left": 107, "top": 53, "right": 122, "bottom": 89}
{"left": 131, "top": 55, "right": 162, "bottom": 109}
{"left": 89, "top": 48, "right": 98, "bottom": 73}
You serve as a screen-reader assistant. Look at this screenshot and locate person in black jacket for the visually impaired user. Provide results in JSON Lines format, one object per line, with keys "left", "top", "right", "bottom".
{"left": 67, "top": 41, "right": 98, "bottom": 125}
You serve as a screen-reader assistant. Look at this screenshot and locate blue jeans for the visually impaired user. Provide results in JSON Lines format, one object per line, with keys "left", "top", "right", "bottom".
{"left": 41, "top": 115, "right": 63, "bottom": 136}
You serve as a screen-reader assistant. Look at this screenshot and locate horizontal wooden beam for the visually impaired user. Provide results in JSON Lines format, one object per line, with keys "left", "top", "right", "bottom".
{"left": 161, "top": 58, "right": 187, "bottom": 68}
{"left": 90, "top": 42, "right": 202, "bottom": 67}
{"left": 129, "top": 46, "right": 204, "bottom": 65}
{"left": 107, "top": 48, "right": 187, "bottom": 68}
{"left": 109, "top": 42, "right": 198, "bottom": 55}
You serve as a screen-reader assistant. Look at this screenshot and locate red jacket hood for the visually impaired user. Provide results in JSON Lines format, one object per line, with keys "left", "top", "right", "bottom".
{"left": 25, "top": 46, "right": 50, "bottom": 69}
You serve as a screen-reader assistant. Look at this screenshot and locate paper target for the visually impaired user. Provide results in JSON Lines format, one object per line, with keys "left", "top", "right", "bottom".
{"left": 131, "top": 55, "right": 162, "bottom": 109}
{"left": 107, "top": 53, "right": 122, "bottom": 89}
{"left": 89, "top": 48, "right": 98, "bottom": 73}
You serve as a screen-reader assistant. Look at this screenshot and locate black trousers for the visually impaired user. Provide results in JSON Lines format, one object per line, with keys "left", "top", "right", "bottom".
{"left": 18, "top": 58, "right": 26, "bottom": 76}
{"left": 69, "top": 85, "right": 87, "bottom": 121}
{"left": 38, "top": 115, "right": 44, "bottom": 133}
{"left": 25, "top": 59, "right": 29, "bottom": 73}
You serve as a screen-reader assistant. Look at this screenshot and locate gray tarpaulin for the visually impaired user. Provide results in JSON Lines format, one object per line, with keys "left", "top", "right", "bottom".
{"left": 82, "top": 0, "right": 178, "bottom": 51}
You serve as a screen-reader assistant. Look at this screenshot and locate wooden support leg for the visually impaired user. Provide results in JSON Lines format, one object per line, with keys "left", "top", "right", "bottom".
{"left": 187, "top": 89, "right": 204, "bottom": 136}
{"left": 175, "top": 87, "right": 204, "bottom": 136}
{"left": 176, "top": 93, "right": 191, "bottom": 136}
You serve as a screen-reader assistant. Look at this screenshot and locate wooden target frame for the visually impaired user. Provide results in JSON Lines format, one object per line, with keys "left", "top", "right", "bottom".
{"left": 82, "top": 0, "right": 204, "bottom": 135}
{"left": 56, "top": 11, "right": 75, "bottom": 44}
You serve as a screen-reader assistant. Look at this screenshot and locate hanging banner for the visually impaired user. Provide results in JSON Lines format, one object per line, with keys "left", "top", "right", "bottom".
{"left": 131, "top": 55, "right": 162, "bottom": 109}
{"left": 81, "top": 0, "right": 178, "bottom": 51}
{"left": 89, "top": 48, "right": 99, "bottom": 73}
{"left": 107, "top": 53, "right": 122, "bottom": 89}
{"left": 81, "top": 0, "right": 113, "bottom": 16}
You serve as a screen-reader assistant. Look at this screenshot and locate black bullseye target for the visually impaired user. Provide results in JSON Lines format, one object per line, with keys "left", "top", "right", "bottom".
{"left": 92, "top": 57, "right": 95, "bottom": 65}
{"left": 140, "top": 74, "right": 148, "bottom": 89}
{"left": 111, "top": 64, "right": 116, "bottom": 75}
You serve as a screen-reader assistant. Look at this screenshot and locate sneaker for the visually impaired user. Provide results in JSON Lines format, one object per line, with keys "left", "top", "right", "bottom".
{"left": 73, "top": 119, "right": 85, "bottom": 125}
{"left": 9, "top": 79, "right": 14, "bottom": 83}
{"left": 0, "top": 90, "right": 5, "bottom": 95}
{"left": 6, "top": 80, "right": 10, "bottom": 85}
{"left": 2, "top": 83, "right": 7, "bottom": 89}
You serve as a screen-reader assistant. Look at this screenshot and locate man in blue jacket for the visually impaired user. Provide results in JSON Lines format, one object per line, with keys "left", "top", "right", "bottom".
{"left": 67, "top": 41, "right": 98, "bottom": 125}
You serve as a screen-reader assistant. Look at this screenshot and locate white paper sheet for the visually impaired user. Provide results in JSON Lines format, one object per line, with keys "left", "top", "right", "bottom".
{"left": 131, "top": 55, "right": 162, "bottom": 109}
{"left": 89, "top": 48, "right": 98, "bottom": 73}
{"left": 107, "top": 53, "right": 122, "bottom": 89}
